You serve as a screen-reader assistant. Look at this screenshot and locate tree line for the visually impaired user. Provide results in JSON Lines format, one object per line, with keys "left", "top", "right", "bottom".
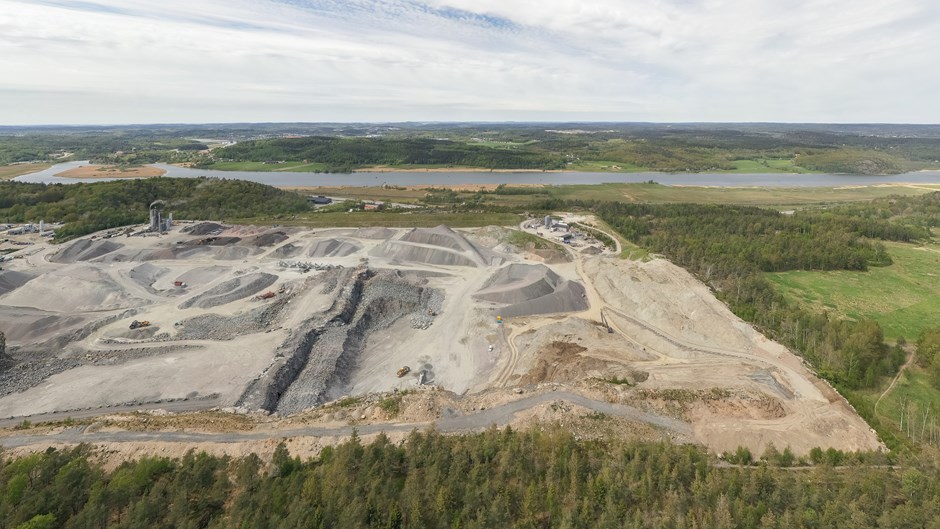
{"left": 1, "top": 426, "right": 933, "bottom": 529}
{"left": 0, "top": 179, "right": 310, "bottom": 242}
{"left": 587, "top": 200, "right": 923, "bottom": 396}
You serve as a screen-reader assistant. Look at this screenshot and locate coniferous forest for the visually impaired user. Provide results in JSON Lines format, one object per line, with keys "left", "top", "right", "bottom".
{"left": 1, "top": 428, "right": 937, "bottom": 529}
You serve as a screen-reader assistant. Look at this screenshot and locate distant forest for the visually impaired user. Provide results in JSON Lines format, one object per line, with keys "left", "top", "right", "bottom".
{"left": 2, "top": 123, "right": 940, "bottom": 174}
{"left": 1, "top": 428, "right": 931, "bottom": 529}
{"left": 0, "top": 179, "right": 308, "bottom": 241}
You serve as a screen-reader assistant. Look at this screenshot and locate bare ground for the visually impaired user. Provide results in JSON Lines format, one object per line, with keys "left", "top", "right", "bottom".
{"left": 0, "top": 218, "right": 882, "bottom": 457}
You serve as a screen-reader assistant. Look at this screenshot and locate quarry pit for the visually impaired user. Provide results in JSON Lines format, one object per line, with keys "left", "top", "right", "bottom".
{"left": 0, "top": 220, "right": 883, "bottom": 455}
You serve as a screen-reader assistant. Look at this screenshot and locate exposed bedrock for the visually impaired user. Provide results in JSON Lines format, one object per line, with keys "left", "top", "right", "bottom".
{"left": 237, "top": 268, "right": 441, "bottom": 414}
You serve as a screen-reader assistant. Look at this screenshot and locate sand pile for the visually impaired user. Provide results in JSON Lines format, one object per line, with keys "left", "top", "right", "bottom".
{"left": 49, "top": 239, "right": 123, "bottom": 263}
{"left": 474, "top": 263, "right": 588, "bottom": 318}
{"left": 179, "top": 272, "right": 277, "bottom": 309}
{"left": 308, "top": 239, "right": 363, "bottom": 258}
{"left": 185, "top": 222, "right": 225, "bottom": 236}
{"left": 2, "top": 264, "right": 146, "bottom": 313}
{"left": 0, "top": 270, "right": 35, "bottom": 296}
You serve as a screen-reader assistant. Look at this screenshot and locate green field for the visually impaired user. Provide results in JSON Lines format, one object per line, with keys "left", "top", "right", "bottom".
{"left": 768, "top": 242, "right": 940, "bottom": 342}
{"left": 549, "top": 182, "right": 940, "bottom": 206}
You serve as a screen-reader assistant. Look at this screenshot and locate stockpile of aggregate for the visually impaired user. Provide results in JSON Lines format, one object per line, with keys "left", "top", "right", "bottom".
{"left": 175, "top": 298, "right": 288, "bottom": 341}
{"left": 3, "top": 264, "right": 145, "bottom": 313}
{"left": 185, "top": 222, "right": 225, "bottom": 236}
{"left": 48, "top": 239, "right": 123, "bottom": 263}
{"left": 354, "top": 227, "right": 397, "bottom": 239}
{"left": 271, "top": 243, "right": 303, "bottom": 258}
{"left": 174, "top": 266, "right": 229, "bottom": 286}
{"left": 496, "top": 281, "right": 588, "bottom": 318}
{"left": 370, "top": 242, "right": 480, "bottom": 267}
{"left": 473, "top": 263, "right": 561, "bottom": 305}
{"left": 474, "top": 263, "right": 588, "bottom": 318}
{"left": 308, "top": 238, "right": 363, "bottom": 258}
{"left": 0, "top": 270, "right": 35, "bottom": 296}
{"left": 128, "top": 263, "right": 168, "bottom": 290}
{"left": 178, "top": 272, "right": 277, "bottom": 309}
{"left": 246, "top": 231, "right": 289, "bottom": 248}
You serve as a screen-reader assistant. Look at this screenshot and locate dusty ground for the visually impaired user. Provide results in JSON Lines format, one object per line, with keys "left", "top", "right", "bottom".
{"left": 0, "top": 217, "right": 882, "bottom": 457}
{"left": 54, "top": 164, "right": 166, "bottom": 179}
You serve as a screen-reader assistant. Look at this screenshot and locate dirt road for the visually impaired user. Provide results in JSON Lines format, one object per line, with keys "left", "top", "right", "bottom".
{"left": 0, "top": 390, "right": 690, "bottom": 449}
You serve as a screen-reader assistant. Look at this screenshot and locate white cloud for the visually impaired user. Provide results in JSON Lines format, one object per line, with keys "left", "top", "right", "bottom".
{"left": 0, "top": 0, "right": 937, "bottom": 124}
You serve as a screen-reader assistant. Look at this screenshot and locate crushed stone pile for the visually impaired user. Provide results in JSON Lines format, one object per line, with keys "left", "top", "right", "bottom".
{"left": 48, "top": 239, "right": 123, "bottom": 263}
{"left": 473, "top": 263, "right": 561, "bottom": 305}
{"left": 354, "top": 227, "right": 397, "bottom": 239}
{"left": 475, "top": 263, "right": 588, "bottom": 318}
{"left": 178, "top": 272, "right": 277, "bottom": 309}
{"left": 0, "top": 270, "right": 35, "bottom": 296}
{"left": 174, "top": 266, "right": 229, "bottom": 287}
{"left": 308, "top": 238, "right": 363, "bottom": 258}
{"left": 185, "top": 222, "right": 225, "bottom": 236}
{"left": 271, "top": 243, "right": 303, "bottom": 258}
{"left": 246, "top": 231, "right": 289, "bottom": 248}
{"left": 128, "top": 263, "right": 168, "bottom": 291}
{"left": 3, "top": 264, "right": 145, "bottom": 313}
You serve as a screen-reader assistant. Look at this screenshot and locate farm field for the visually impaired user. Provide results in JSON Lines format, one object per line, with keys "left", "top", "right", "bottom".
{"left": 768, "top": 242, "right": 940, "bottom": 342}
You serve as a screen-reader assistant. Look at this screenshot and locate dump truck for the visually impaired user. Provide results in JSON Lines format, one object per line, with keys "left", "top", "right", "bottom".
{"left": 396, "top": 366, "right": 411, "bottom": 378}
{"left": 129, "top": 320, "right": 151, "bottom": 330}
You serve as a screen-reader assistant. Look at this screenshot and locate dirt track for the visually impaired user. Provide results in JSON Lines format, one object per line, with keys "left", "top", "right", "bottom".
{"left": 0, "top": 390, "right": 690, "bottom": 450}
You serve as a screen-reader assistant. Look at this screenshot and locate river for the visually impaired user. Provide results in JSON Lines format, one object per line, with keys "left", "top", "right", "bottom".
{"left": 13, "top": 161, "right": 940, "bottom": 187}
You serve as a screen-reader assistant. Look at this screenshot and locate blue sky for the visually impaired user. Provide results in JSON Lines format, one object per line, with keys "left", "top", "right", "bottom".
{"left": 1, "top": 0, "right": 938, "bottom": 124}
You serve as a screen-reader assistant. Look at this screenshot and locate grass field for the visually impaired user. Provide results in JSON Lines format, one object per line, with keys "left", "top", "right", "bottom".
{"left": 768, "top": 242, "right": 940, "bottom": 342}
{"left": 549, "top": 182, "right": 940, "bottom": 206}
{"left": 0, "top": 163, "right": 52, "bottom": 180}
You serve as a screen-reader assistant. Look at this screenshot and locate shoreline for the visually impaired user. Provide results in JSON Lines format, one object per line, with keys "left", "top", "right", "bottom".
{"left": 53, "top": 164, "right": 167, "bottom": 179}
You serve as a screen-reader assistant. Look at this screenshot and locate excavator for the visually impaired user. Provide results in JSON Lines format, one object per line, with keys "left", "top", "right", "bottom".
{"left": 129, "top": 320, "right": 151, "bottom": 330}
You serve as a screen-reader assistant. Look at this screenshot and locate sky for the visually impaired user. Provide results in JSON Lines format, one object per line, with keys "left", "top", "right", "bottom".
{"left": 1, "top": 0, "right": 938, "bottom": 124}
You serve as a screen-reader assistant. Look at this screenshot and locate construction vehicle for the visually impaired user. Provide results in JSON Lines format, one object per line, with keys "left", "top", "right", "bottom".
{"left": 129, "top": 320, "right": 151, "bottom": 330}
{"left": 396, "top": 366, "right": 411, "bottom": 378}
{"left": 600, "top": 312, "right": 614, "bottom": 333}
{"left": 257, "top": 291, "right": 276, "bottom": 300}
{"left": 173, "top": 281, "right": 187, "bottom": 288}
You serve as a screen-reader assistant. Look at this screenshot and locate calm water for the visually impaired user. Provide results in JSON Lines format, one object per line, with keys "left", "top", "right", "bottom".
{"left": 14, "top": 161, "right": 940, "bottom": 187}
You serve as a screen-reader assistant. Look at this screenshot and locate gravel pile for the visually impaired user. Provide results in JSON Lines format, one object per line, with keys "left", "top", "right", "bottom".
{"left": 184, "top": 222, "right": 225, "bottom": 236}
{"left": 0, "top": 270, "right": 35, "bottom": 296}
{"left": 279, "top": 260, "right": 344, "bottom": 272}
{"left": 175, "top": 297, "right": 289, "bottom": 341}
{"left": 48, "top": 239, "right": 123, "bottom": 263}
{"left": 178, "top": 272, "right": 277, "bottom": 309}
